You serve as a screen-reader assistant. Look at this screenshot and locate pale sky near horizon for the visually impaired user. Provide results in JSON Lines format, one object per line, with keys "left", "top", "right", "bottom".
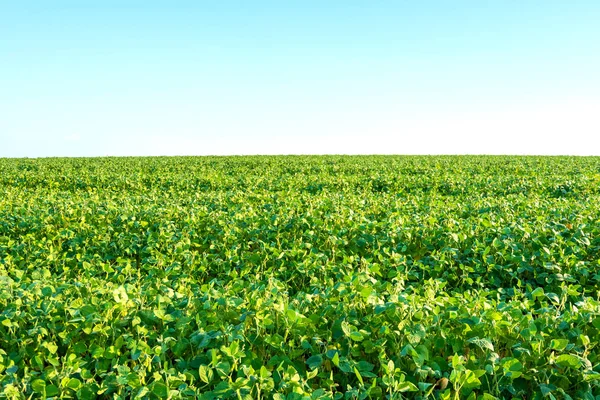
{"left": 1, "top": 1, "right": 599, "bottom": 157}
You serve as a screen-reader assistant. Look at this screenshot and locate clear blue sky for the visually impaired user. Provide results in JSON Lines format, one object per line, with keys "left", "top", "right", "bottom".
{"left": 2, "top": 1, "right": 599, "bottom": 157}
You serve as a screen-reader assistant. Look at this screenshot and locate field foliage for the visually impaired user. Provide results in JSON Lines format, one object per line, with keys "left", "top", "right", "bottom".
{"left": 1, "top": 156, "right": 600, "bottom": 399}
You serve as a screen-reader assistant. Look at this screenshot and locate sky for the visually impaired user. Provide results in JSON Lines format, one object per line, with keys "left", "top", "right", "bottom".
{"left": 1, "top": 1, "right": 599, "bottom": 157}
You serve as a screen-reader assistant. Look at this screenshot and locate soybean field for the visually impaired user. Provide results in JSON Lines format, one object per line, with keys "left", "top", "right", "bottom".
{"left": 1, "top": 156, "right": 600, "bottom": 399}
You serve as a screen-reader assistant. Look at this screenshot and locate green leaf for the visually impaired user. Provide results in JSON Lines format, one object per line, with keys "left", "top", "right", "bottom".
{"left": 479, "top": 394, "right": 498, "bottom": 400}
{"left": 151, "top": 382, "right": 168, "bottom": 398}
{"left": 542, "top": 246, "right": 551, "bottom": 255}
{"left": 462, "top": 370, "right": 481, "bottom": 390}
{"left": 331, "top": 352, "right": 340, "bottom": 367}
{"left": 546, "top": 293, "right": 560, "bottom": 303}
{"left": 555, "top": 354, "right": 581, "bottom": 369}
{"left": 467, "top": 337, "right": 494, "bottom": 352}
{"left": 46, "top": 385, "right": 60, "bottom": 397}
{"left": 91, "top": 345, "right": 104, "bottom": 359}
{"left": 260, "top": 366, "right": 271, "bottom": 379}
{"left": 531, "top": 287, "right": 545, "bottom": 299}
{"left": 31, "top": 379, "right": 46, "bottom": 394}
{"left": 46, "top": 342, "right": 58, "bottom": 355}
{"left": 306, "top": 355, "right": 323, "bottom": 370}
{"left": 199, "top": 365, "right": 214, "bottom": 384}
{"left": 113, "top": 286, "right": 129, "bottom": 303}
{"left": 540, "top": 383, "right": 556, "bottom": 396}
{"left": 583, "top": 372, "right": 600, "bottom": 382}
{"left": 360, "top": 286, "right": 372, "bottom": 298}
{"left": 580, "top": 334, "right": 590, "bottom": 346}
{"left": 341, "top": 321, "right": 353, "bottom": 336}
{"left": 397, "top": 381, "right": 418, "bottom": 392}
{"left": 502, "top": 358, "right": 523, "bottom": 379}
{"left": 353, "top": 367, "right": 363, "bottom": 385}
{"left": 287, "top": 308, "right": 300, "bottom": 321}
{"left": 216, "top": 361, "right": 231, "bottom": 377}
{"left": 66, "top": 378, "right": 81, "bottom": 390}
{"left": 550, "top": 339, "right": 569, "bottom": 351}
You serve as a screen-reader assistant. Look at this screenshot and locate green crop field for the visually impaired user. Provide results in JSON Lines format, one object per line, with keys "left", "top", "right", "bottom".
{"left": 1, "top": 156, "right": 600, "bottom": 399}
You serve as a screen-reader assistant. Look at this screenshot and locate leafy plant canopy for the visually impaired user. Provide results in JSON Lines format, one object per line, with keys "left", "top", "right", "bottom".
{"left": 1, "top": 155, "right": 600, "bottom": 399}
